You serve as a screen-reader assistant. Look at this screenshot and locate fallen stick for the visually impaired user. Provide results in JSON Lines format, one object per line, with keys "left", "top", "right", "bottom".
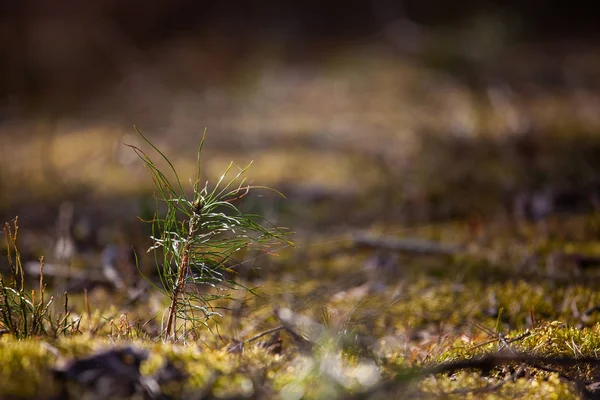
{"left": 352, "top": 233, "right": 463, "bottom": 256}
{"left": 347, "top": 352, "right": 600, "bottom": 400}
{"left": 424, "top": 353, "right": 600, "bottom": 376}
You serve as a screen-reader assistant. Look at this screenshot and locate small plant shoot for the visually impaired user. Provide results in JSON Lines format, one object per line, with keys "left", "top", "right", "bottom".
{"left": 127, "top": 128, "right": 292, "bottom": 341}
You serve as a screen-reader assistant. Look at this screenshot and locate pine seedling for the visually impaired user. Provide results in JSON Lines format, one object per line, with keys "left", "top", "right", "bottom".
{"left": 128, "top": 128, "right": 292, "bottom": 341}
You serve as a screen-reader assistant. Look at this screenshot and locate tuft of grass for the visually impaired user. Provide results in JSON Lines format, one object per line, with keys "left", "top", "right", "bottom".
{"left": 1, "top": 218, "right": 52, "bottom": 338}
{"left": 128, "top": 128, "right": 293, "bottom": 342}
{"left": 1, "top": 218, "right": 81, "bottom": 339}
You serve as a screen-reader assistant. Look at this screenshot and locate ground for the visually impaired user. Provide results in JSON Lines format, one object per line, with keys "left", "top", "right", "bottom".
{"left": 2, "top": 41, "right": 600, "bottom": 399}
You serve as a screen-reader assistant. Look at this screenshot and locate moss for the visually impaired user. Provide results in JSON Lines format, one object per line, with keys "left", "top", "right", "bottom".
{"left": 419, "top": 371, "right": 578, "bottom": 399}
{"left": 5, "top": 212, "right": 600, "bottom": 398}
{"left": 0, "top": 338, "right": 59, "bottom": 398}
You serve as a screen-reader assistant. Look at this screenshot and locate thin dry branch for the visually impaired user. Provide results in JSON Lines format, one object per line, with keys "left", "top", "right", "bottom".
{"left": 352, "top": 233, "right": 462, "bottom": 256}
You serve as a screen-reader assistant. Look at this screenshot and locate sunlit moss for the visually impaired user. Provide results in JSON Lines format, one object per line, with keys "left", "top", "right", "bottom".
{"left": 5, "top": 211, "right": 600, "bottom": 398}
{"left": 420, "top": 371, "right": 577, "bottom": 399}
{"left": 0, "top": 338, "right": 59, "bottom": 398}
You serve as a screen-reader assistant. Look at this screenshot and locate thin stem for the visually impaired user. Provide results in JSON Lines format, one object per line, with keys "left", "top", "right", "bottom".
{"left": 164, "top": 204, "right": 202, "bottom": 340}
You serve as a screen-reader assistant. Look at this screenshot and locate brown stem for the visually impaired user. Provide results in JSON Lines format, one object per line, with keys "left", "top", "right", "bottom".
{"left": 165, "top": 206, "right": 201, "bottom": 340}
{"left": 165, "top": 249, "right": 190, "bottom": 339}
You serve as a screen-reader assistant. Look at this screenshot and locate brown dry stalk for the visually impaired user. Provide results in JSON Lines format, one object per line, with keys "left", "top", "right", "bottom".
{"left": 39, "top": 256, "right": 44, "bottom": 307}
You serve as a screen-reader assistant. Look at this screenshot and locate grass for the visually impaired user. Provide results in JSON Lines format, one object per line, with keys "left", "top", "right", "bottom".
{"left": 1, "top": 219, "right": 81, "bottom": 339}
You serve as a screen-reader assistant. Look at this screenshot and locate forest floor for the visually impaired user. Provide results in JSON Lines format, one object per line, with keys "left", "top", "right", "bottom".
{"left": 5, "top": 212, "right": 600, "bottom": 399}
{"left": 3, "top": 41, "right": 600, "bottom": 399}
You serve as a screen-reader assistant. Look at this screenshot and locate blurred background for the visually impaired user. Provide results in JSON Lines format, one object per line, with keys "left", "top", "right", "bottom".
{"left": 2, "top": 1, "right": 600, "bottom": 282}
